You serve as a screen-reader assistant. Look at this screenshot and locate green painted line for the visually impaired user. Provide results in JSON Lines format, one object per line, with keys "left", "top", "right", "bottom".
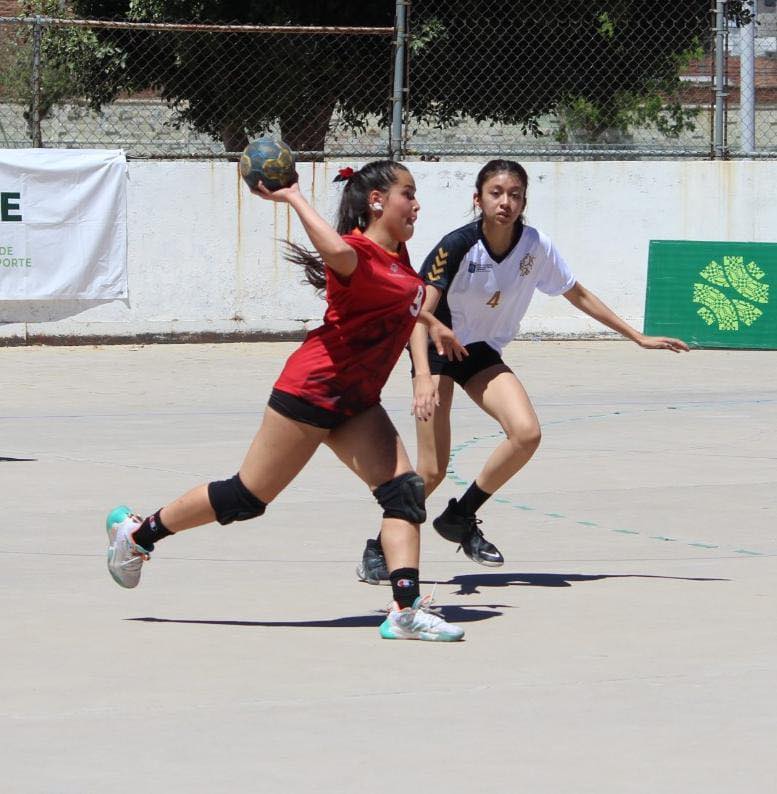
{"left": 447, "top": 430, "right": 769, "bottom": 557}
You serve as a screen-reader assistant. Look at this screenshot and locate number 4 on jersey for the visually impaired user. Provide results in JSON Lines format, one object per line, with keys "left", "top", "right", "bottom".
{"left": 486, "top": 290, "right": 501, "bottom": 308}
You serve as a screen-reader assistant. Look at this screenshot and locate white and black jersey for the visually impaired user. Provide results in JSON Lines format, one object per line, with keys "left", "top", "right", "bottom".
{"left": 419, "top": 219, "right": 576, "bottom": 353}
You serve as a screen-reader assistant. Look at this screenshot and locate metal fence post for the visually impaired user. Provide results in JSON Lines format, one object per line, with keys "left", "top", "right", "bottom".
{"left": 30, "top": 15, "right": 43, "bottom": 147}
{"left": 739, "top": 1, "right": 756, "bottom": 154}
{"left": 389, "top": 0, "right": 407, "bottom": 160}
{"left": 713, "top": 0, "right": 728, "bottom": 158}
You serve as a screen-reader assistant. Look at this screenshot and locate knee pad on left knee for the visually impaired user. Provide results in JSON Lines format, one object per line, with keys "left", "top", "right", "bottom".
{"left": 373, "top": 472, "right": 426, "bottom": 524}
{"left": 208, "top": 474, "right": 266, "bottom": 525}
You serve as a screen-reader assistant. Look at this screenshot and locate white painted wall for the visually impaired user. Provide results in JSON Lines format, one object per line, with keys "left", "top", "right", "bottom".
{"left": 1, "top": 159, "right": 775, "bottom": 342}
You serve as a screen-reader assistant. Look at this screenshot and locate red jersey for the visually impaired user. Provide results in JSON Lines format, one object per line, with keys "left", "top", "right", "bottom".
{"left": 274, "top": 229, "right": 423, "bottom": 415}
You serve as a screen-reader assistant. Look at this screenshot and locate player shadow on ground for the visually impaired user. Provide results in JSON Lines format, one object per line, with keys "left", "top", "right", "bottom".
{"left": 0, "top": 456, "right": 36, "bottom": 461}
{"left": 436, "top": 571, "right": 728, "bottom": 596}
{"left": 128, "top": 604, "right": 507, "bottom": 630}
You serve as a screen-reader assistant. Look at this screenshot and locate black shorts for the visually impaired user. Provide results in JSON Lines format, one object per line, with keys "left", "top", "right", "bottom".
{"left": 268, "top": 388, "right": 350, "bottom": 430}
{"left": 410, "top": 341, "right": 505, "bottom": 387}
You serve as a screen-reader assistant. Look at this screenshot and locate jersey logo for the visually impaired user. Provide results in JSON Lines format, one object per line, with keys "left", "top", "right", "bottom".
{"left": 468, "top": 260, "right": 493, "bottom": 273}
{"left": 427, "top": 248, "right": 447, "bottom": 281}
{"left": 519, "top": 253, "right": 535, "bottom": 276}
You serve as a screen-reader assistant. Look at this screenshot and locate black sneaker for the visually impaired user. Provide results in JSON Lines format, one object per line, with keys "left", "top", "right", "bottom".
{"left": 433, "top": 498, "right": 504, "bottom": 567}
{"left": 356, "top": 538, "right": 390, "bottom": 585}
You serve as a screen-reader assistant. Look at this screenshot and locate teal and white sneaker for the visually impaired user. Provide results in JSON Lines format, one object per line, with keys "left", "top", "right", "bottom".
{"left": 379, "top": 595, "right": 465, "bottom": 642}
{"left": 106, "top": 505, "right": 150, "bottom": 589}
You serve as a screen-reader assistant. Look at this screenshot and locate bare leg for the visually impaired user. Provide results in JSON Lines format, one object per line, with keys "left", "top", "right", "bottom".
{"left": 326, "top": 404, "right": 419, "bottom": 572}
{"left": 414, "top": 374, "right": 455, "bottom": 497}
{"left": 463, "top": 364, "right": 541, "bottom": 494}
{"left": 159, "top": 406, "right": 328, "bottom": 532}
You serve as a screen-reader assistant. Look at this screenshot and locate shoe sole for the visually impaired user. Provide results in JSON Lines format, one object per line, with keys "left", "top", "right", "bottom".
{"left": 355, "top": 563, "right": 390, "bottom": 585}
{"left": 379, "top": 625, "right": 464, "bottom": 641}
{"left": 463, "top": 554, "right": 505, "bottom": 568}
{"left": 106, "top": 505, "right": 142, "bottom": 589}
{"left": 106, "top": 545, "right": 138, "bottom": 588}
{"left": 461, "top": 548, "right": 505, "bottom": 568}
{"left": 381, "top": 632, "right": 464, "bottom": 641}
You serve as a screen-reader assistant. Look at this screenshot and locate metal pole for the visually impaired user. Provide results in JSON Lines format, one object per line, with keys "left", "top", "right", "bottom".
{"left": 31, "top": 15, "right": 43, "bottom": 147}
{"left": 739, "top": 1, "right": 756, "bottom": 154}
{"left": 713, "top": 0, "right": 727, "bottom": 158}
{"left": 389, "top": 0, "right": 407, "bottom": 160}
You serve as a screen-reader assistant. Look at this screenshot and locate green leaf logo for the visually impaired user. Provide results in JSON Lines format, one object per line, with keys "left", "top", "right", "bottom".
{"left": 692, "top": 256, "right": 769, "bottom": 331}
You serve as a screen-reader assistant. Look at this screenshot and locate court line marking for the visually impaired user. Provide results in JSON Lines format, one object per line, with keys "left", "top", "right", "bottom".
{"left": 447, "top": 401, "right": 772, "bottom": 557}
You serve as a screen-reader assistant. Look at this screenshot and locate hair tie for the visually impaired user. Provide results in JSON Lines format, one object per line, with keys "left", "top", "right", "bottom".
{"left": 333, "top": 166, "right": 355, "bottom": 183}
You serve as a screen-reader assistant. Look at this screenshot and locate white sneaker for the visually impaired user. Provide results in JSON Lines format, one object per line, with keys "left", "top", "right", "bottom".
{"left": 379, "top": 595, "right": 465, "bottom": 642}
{"left": 106, "top": 506, "right": 149, "bottom": 589}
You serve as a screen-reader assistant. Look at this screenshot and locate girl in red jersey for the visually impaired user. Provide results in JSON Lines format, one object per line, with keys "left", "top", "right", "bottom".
{"left": 104, "top": 161, "right": 464, "bottom": 642}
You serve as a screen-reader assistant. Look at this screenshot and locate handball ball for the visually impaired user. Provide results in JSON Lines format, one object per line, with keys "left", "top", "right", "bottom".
{"left": 240, "top": 136, "right": 297, "bottom": 191}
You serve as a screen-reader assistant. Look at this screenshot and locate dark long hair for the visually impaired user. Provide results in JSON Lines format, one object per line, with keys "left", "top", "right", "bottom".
{"left": 474, "top": 159, "right": 529, "bottom": 227}
{"left": 285, "top": 160, "right": 410, "bottom": 291}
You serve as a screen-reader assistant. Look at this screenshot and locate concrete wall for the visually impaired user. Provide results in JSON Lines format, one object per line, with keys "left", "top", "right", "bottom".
{"left": 1, "top": 159, "right": 776, "bottom": 343}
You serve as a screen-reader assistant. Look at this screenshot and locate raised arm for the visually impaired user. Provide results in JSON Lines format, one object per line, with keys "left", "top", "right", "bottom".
{"left": 251, "top": 181, "right": 357, "bottom": 279}
{"left": 563, "top": 281, "right": 689, "bottom": 352}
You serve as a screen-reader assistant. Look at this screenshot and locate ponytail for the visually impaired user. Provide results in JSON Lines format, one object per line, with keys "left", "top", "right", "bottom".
{"left": 286, "top": 160, "right": 409, "bottom": 292}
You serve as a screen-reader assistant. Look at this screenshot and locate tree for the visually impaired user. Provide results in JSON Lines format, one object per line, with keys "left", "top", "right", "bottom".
{"left": 5, "top": 1, "right": 755, "bottom": 152}
{"left": 59, "top": 0, "right": 397, "bottom": 152}
{"left": 405, "top": 1, "right": 741, "bottom": 145}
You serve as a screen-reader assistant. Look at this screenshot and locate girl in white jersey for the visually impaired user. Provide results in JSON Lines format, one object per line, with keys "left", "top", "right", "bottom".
{"left": 356, "top": 159, "right": 688, "bottom": 582}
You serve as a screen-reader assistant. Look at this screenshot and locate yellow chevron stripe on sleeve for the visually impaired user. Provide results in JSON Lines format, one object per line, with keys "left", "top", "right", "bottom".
{"left": 427, "top": 247, "right": 448, "bottom": 281}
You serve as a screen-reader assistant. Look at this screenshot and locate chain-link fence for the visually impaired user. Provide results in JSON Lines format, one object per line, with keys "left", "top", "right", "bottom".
{"left": 0, "top": 17, "right": 395, "bottom": 157}
{"left": 404, "top": 0, "right": 777, "bottom": 159}
{"left": 1, "top": 2, "right": 776, "bottom": 160}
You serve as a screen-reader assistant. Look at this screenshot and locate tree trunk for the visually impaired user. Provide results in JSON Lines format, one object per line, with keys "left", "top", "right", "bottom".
{"left": 221, "top": 122, "right": 249, "bottom": 156}
{"left": 278, "top": 94, "right": 337, "bottom": 158}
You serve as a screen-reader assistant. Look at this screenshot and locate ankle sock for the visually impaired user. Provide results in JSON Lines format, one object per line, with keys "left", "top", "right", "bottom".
{"left": 132, "top": 510, "right": 173, "bottom": 551}
{"left": 455, "top": 481, "right": 492, "bottom": 517}
{"left": 390, "top": 567, "right": 420, "bottom": 609}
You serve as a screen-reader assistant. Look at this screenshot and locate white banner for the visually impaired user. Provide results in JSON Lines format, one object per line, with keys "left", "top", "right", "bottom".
{"left": 0, "top": 149, "right": 127, "bottom": 300}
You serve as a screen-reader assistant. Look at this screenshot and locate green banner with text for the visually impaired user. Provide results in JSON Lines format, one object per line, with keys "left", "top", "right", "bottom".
{"left": 644, "top": 240, "right": 776, "bottom": 350}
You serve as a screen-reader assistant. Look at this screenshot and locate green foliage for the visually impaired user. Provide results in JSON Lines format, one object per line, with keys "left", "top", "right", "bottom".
{"left": 0, "top": 1, "right": 122, "bottom": 142}
{"left": 596, "top": 12, "right": 616, "bottom": 40}
{"left": 2, "top": 0, "right": 731, "bottom": 150}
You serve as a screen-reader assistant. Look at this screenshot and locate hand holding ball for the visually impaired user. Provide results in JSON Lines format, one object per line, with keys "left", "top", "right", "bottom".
{"left": 240, "top": 136, "right": 297, "bottom": 191}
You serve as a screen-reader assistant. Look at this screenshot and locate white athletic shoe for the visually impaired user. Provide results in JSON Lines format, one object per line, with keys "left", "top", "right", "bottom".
{"left": 379, "top": 595, "right": 465, "bottom": 642}
{"left": 106, "top": 505, "right": 150, "bottom": 589}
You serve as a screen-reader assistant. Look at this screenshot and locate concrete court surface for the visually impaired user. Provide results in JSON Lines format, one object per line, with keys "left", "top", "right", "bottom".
{"left": 1, "top": 339, "right": 775, "bottom": 794}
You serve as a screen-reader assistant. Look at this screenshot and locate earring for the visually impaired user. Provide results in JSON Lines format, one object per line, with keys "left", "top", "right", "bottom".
{"left": 369, "top": 202, "right": 383, "bottom": 212}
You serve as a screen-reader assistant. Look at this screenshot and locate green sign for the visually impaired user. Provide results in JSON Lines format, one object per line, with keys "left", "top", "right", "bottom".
{"left": 644, "top": 240, "right": 775, "bottom": 349}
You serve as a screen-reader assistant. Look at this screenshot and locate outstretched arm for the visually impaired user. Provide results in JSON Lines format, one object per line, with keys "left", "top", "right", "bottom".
{"left": 563, "top": 281, "right": 689, "bottom": 352}
{"left": 251, "top": 181, "right": 357, "bottom": 278}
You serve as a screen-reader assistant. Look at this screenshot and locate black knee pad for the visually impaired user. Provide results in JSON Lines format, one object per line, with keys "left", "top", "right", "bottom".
{"left": 208, "top": 474, "right": 266, "bottom": 525}
{"left": 373, "top": 472, "right": 426, "bottom": 524}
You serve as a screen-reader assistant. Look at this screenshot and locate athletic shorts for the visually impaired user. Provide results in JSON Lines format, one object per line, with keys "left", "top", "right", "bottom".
{"left": 410, "top": 341, "right": 505, "bottom": 387}
{"left": 268, "top": 388, "right": 350, "bottom": 430}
